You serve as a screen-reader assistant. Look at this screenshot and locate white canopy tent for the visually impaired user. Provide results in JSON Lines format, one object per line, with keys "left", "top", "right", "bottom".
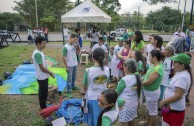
{"left": 61, "top": 0, "right": 111, "bottom": 23}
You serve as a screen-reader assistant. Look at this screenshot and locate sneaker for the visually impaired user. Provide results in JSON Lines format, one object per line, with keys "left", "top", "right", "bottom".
{"left": 72, "top": 86, "right": 80, "bottom": 90}
{"left": 66, "top": 93, "right": 73, "bottom": 98}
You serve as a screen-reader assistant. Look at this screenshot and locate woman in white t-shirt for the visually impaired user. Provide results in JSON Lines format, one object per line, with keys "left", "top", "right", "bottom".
{"left": 83, "top": 48, "right": 109, "bottom": 126}
{"left": 160, "top": 53, "right": 192, "bottom": 126}
{"left": 116, "top": 58, "right": 142, "bottom": 125}
{"left": 159, "top": 45, "right": 175, "bottom": 100}
{"left": 91, "top": 27, "right": 99, "bottom": 48}
{"left": 111, "top": 38, "right": 124, "bottom": 82}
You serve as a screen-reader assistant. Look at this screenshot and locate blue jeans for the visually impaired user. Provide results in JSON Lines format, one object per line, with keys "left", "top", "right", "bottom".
{"left": 159, "top": 85, "right": 166, "bottom": 100}
{"left": 66, "top": 65, "right": 77, "bottom": 93}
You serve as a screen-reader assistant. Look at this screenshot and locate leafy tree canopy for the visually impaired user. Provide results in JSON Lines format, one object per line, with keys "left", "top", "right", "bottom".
{"left": 0, "top": 12, "right": 22, "bottom": 31}
{"left": 91, "top": 0, "right": 121, "bottom": 29}
{"left": 13, "top": 0, "right": 74, "bottom": 31}
{"left": 146, "top": 6, "right": 182, "bottom": 31}
{"left": 142, "top": 0, "right": 177, "bottom": 5}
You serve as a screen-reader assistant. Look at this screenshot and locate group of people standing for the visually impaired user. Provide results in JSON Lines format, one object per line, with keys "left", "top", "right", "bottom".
{"left": 27, "top": 27, "right": 49, "bottom": 45}
{"left": 32, "top": 26, "right": 192, "bottom": 126}
{"left": 82, "top": 29, "right": 192, "bottom": 126}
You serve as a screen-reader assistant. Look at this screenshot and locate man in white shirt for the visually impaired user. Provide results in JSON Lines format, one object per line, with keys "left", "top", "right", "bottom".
{"left": 63, "top": 26, "right": 69, "bottom": 43}
{"left": 32, "top": 36, "right": 54, "bottom": 109}
{"left": 173, "top": 27, "right": 186, "bottom": 39}
{"left": 62, "top": 34, "right": 80, "bottom": 98}
{"left": 92, "top": 37, "right": 108, "bottom": 64}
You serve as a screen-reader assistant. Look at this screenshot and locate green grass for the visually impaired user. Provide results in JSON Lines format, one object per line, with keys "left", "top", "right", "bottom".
{"left": 0, "top": 44, "right": 193, "bottom": 126}
{"left": 0, "top": 46, "right": 34, "bottom": 78}
{"left": 0, "top": 45, "right": 45, "bottom": 125}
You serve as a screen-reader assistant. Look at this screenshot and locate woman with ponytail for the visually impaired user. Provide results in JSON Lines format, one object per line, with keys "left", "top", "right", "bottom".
{"left": 116, "top": 58, "right": 142, "bottom": 126}
{"left": 83, "top": 48, "right": 110, "bottom": 126}
{"left": 97, "top": 89, "right": 125, "bottom": 126}
{"left": 141, "top": 50, "right": 164, "bottom": 126}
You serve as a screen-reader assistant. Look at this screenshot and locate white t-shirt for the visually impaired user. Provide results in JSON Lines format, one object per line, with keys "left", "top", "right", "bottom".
{"left": 103, "top": 102, "right": 119, "bottom": 124}
{"left": 165, "top": 70, "right": 191, "bottom": 111}
{"left": 91, "top": 32, "right": 99, "bottom": 42}
{"left": 85, "top": 66, "right": 109, "bottom": 100}
{"left": 92, "top": 44, "right": 108, "bottom": 53}
{"left": 32, "top": 49, "right": 49, "bottom": 80}
{"left": 173, "top": 31, "right": 186, "bottom": 39}
{"left": 146, "top": 44, "right": 154, "bottom": 65}
{"left": 161, "top": 57, "right": 172, "bottom": 86}
{"left": 63, "top": 28, "right": 69, "bottom": 36}
{"left": 118, "top": 74, "right": 138, "bottom": 108}
{"left": 27, "top": 29, "right": 32, "bottom": 36}
{"left": 63, "top": 44, "right": 78, "bottom": 67}
{"left": 112, "top": 45, "right": 124, "bottom": 60}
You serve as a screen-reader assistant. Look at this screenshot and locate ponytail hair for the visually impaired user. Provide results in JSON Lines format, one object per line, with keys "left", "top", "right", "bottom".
{"left": 184, "top": 54, "right": 193, "bottom": 90}
{"left": 150, "top": 50, "right": 162, "bottom": 61}
{"left": 135, "top": 74, "right": 142, "bottom": 99}
{"left": 97, "top": 89, "right": 117, "bottom": 126}
{"left": 151, "top": 35, "right": 163, "bottom": 50}
{"left": 93, "top": 48, "right": 105, "bottom": 71}
{"left": 97, "top": 106, "right": 113, "bottom": 126}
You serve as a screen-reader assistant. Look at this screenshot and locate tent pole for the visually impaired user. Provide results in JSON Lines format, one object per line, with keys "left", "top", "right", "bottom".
{"left": 62, "top": 23, "right": 64, "bottom": 45}
{"left": 108, "top": 23, "right": 111, "bottom": 55}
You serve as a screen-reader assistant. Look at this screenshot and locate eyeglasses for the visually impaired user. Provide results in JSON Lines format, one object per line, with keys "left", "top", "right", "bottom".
{"left": 97, "top": 96, "right": 109, "bottom": 106}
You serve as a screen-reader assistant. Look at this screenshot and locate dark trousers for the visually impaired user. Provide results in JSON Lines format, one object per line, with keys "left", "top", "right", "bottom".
{"left": 37, "top": 78, "right": 48, "bottom": 109}
{"left": 45, "top": 34, "right": 48, "bottom": 43}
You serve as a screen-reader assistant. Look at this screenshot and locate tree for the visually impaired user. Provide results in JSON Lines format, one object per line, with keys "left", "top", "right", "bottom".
{"left": 13, "top": 0, "right": 74, "bottom": 31}
{"left": 120, "top": 11, "right": 145, "bottom": 29}
{"left": 142, "top": 0, "right": 177, "bottom": 5}
{"left": 146, "top": 6, "right": 182, "bottom": 32}
{"left": 91, "top": 0, "right": 122, "bottom": 30}
{"left": 0, "top": 12, "right": 22, "bottom": 31}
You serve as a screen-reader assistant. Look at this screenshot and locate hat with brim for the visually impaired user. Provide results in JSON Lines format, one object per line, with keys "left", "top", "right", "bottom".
{"left": 170, "top": 53, "right": 191, "bottom": 64}
{"left": 117, "top": 37, "right": 124, "bottom": 41}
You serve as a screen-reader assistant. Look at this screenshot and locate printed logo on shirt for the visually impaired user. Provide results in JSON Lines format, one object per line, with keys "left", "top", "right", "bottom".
{"left": 93, "top": 75, "right": 108, "bottom": 85}
{"left": 131, "top": 84, "right": 138, "bottom": 91}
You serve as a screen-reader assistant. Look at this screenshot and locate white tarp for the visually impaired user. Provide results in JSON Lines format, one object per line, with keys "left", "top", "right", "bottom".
{"left": 61, "top": 0, "right": 111, "bottom": 23}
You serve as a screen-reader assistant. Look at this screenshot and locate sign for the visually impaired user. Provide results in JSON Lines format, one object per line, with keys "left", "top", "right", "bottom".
{"left": 189, "top": 25, "right": 194, "bottom": 30}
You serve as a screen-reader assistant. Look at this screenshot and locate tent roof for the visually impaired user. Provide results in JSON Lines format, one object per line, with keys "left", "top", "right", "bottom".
{"left": 61, "top": 0, "right": 111, "bottom": 23}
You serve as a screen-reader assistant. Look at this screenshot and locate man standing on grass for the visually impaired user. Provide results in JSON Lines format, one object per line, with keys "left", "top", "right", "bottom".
{"left": 62, "top": 34, "right": 80, "bottom": 98}
{"left": 32, "top": 36, "right": 55, "bottom": 110}
{"left": 63, "top": 26, "right": 69, "bottom": 43}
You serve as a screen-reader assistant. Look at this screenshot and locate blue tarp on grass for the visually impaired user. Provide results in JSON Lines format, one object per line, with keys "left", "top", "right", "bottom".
{"left": 0, "top": 64, "right": 67, "bottom": 94}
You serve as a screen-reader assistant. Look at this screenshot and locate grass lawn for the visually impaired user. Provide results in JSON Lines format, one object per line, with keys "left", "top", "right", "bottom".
{"left": 0, "top": 43, "right": 193, "bottom": 126}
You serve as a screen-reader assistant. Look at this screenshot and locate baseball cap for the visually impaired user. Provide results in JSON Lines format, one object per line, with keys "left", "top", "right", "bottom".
{"left": 170, "top": 53, "right": 191, "bottom": 64}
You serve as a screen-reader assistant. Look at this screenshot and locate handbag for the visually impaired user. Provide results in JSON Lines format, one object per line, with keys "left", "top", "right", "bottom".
{"left": 117, "top": 61, "right": 123, "bottom": 70}
{"left": 161, "top": 104, "right": 170, "bottom": 113}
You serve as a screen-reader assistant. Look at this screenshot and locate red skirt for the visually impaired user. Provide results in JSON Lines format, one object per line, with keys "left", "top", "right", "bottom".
{"left": 162, "top": 110, "right": 185, "bottom": 126}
